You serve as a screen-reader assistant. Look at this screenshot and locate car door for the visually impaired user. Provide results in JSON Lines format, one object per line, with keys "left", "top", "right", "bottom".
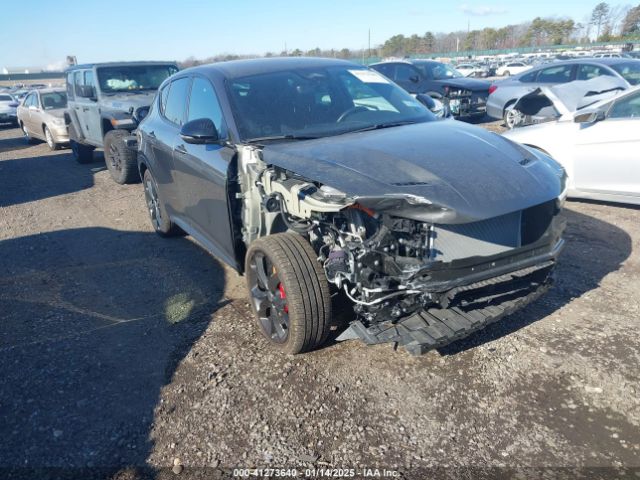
{"left": 145, "top": 78, "right": 187, "bottom": 214}
{"left": 72, "top": 70, "right": 101, "bottom": 144}
{"left": 172, "top": 75, "right": 237, "bottom": 265}
{"left": 20, "top": 93, "right": 36, "bottom": 132}
{"left": 572, "top": 91, "right": 640, "bottom": 197}
{"left": 29, "top": 92, "right": 45, "bottom": 138}
{"left": 79, "top": 70, "right": 102, "bottom": 144}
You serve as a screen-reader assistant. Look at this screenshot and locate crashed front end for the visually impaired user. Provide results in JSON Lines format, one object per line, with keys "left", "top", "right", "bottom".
{"left": 237, "top": 145, "right": 566, "bottom": 355}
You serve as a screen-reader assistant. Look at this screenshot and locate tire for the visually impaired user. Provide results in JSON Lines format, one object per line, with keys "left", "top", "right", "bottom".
{"left": 44, "top": 125, "right": 59, "bottom": 151}
{"left": 504, "top": 70, "right": 511, "bottom": 76}
{"left": 142, "top": 169, "right": 182, "bottom": 237}
{"left": 68, "top": 123, "right": 95, "bottom": 163}
{"left": 245, "top": 233, "right": 332, "bottom": 354}
{"left": 503, "top": 104, "right": 522, "bottom": 129}
{"left": 70, "top": 140, "right": 95, "bottom": 163}
{"left": 21, "top": 122, "right": 37, "bottom": 144}
{"left": 104, "top": 129, "right": 139, "bottom": 184}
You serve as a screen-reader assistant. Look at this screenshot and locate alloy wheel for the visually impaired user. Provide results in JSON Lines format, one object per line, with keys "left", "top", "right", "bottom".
{"left": 143, "top": 176, "right": 162, "bottom": 231}
{"left": 248, "top": 252, "right": 290, "bottom": 343}
{"left": 45, "top": 127, "right": 54, "bottom": 149}
{"left": 108, "top": 143, "right": 122, "bottom": 172}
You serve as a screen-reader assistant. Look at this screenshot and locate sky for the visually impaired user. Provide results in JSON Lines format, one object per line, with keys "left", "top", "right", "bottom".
{"left": 0, "top": 0, "right": 600, "bottom": 69}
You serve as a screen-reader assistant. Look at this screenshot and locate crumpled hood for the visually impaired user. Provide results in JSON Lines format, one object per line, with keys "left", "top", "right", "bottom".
{"left": 101, "top": 92, "right": 156, "bottom": 112}
{"left": 262, "top": 120, "right": 564, "bottom": 224}
{"left": 432, "top": 77, "right": 491, "bottom": 93}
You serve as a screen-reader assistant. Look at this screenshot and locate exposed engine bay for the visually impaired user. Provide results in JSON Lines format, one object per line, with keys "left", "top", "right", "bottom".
{"left": 236, "top": 145, "right": 565, "bottom": 353}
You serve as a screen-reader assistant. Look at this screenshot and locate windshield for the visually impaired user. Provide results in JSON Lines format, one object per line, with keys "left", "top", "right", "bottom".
{"left": 611, "top": 62, "right": 640, "bottom": 86}
{"left": 40, "top": 92, "right": 67, "bottom": 110}
{"left": 226, "top": 66, "right": 434, "bottom": 142}
{"left": 0, "top": 94, "right": 13, "bottom": 102}
{"left": 97, "top": 65, "right": 178, "bottom": 93}
{"left": 415, "top": 62, "right": 463, "bottom": 80}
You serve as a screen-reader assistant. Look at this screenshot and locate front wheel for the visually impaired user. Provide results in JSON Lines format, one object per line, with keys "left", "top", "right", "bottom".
{"left": 245, "top": 233, "right": 332, "bottom": 354}
{"left": 44, "top": 126, "right": 59, "bottom": 151}
{"left": 104, "top": 130, "right": 140, "bottom": 184}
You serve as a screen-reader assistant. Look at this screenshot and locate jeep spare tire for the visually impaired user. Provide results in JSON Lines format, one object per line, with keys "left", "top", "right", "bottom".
{"left": 104, "top": 130, "right": 139, "bottom": 184}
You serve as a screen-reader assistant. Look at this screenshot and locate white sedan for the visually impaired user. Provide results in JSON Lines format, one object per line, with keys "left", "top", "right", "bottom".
{"left": 503, "top": 86, "right": 640, "bottom": 205}
{"left": 496, "top": 62, "right": 531, "bottom": 76}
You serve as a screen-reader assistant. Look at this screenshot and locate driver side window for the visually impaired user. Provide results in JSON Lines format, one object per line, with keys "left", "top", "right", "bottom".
{"left": 394, "top": 64, "right": 419, "bottom": 83}
{"left": 608, "top": 91, "right": 640, "bottom": 119}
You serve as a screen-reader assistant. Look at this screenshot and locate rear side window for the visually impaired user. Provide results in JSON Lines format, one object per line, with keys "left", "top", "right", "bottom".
{"left": 187, "top": 77, "right": 226, "bottom": 136}
{"left": 66, "top": 72, "right": 75, "bottom": 100}
{"left": 537, "top": 65, "right": 573, "bottom": 83}
{"left": 163, "top": 77, "right": 191, "bottom": 126}
{"left": 394, "top": 64, "right": 419, "bottom": 82}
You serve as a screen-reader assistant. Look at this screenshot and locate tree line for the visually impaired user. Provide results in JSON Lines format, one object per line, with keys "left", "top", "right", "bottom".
{"left": 180, "top": 2, "right": 640, "bottom": 67}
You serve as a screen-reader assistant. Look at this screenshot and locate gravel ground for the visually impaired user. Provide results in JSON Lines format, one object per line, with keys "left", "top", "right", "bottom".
{"left": 1, "top": 119, "right": 639, "bottom": 480}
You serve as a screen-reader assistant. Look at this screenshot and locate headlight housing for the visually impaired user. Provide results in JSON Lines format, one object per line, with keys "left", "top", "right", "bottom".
{"left": 51, "top": 117, "right": 65, "bottom": 127}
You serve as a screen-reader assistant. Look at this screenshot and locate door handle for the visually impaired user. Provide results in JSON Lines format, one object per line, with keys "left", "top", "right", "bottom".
{"left": 82, "top": 107, "right": 90, "bottom": 112}
{"left": 174, "top": 144, "right": 187, "bottom": 154}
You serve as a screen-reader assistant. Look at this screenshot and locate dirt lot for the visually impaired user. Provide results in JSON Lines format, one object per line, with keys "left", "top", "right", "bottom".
{"left": 0, "top": 120, "right": 639, "bottom": 480}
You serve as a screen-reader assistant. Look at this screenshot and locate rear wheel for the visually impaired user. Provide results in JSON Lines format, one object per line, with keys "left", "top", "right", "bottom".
{"left": 503, "top": 103, "right": 522, "bottom": 129}
{"left": 104, "top": 129, "right": 139, "bottom": 184}
{"left": 21, "top": 122, "right": 37, "bottom": 144}
{"left": 245, "top": 233, "right": 331, "bottom": 354}
{"left": 503, "top": 70, "right": 511, "bottom": 76}
{"left": 143, "top": 168, "right": 182, "bottom": 237}
{"left": 68, "top": 123, "right": 95, "bottom": 163}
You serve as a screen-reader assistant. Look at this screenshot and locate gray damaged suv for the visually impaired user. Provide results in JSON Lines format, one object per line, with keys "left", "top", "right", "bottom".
{"left": 65, "top": 61, "right": 178, "bottom": 183}
{"left": 136, "top": 57, "right": 566, "bottom": 356}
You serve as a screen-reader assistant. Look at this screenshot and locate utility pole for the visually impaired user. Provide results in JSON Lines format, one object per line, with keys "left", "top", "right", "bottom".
{"left": 368, "top": 28, "right": 371, "bottom": 59}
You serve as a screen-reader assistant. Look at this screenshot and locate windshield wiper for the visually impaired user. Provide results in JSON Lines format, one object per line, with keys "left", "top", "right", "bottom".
{"left": 341, "top": 120, "right": 420, "bottom": 135}
{"left": 246, "top": 134, "right": 321, "bottom": 144}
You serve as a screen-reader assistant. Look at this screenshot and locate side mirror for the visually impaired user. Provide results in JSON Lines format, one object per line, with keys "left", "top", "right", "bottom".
{"left": 574, "top": 110, "right": 605, "bottom": 124}
{"left": 415, "top": 93, "right": 435, "bottom": 110}
{"left": 409, "top": 75, "right": 420, "bottom": 83}
{"left": 8, "top": 102, "right": 19, "bottom": 108}
{"left": 77, "top": 85, "right": 96, "bottom": 100}
{"left": 180, "top": 118, "right": 219, "bottom": 144}
{"left": 134, "top": 106, "right": 150, "bottom": 123}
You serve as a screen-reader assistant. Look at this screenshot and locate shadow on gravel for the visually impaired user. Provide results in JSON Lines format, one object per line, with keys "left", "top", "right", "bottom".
{"left": 0, "top": 150, "right": 106, "bottom": 207}
{"left": 0, "top": 227, "right": 226, "bottom": 479}
{"left": 0, "top": 131, "right": 34, "bottom": 153}
{"left": 439, "top": 206, "right": 632, "bottom": 355}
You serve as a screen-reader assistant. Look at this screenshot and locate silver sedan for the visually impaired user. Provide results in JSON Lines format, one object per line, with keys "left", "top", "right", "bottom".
{"left": 16, "top": 88, "right": 70, "bottom": 150}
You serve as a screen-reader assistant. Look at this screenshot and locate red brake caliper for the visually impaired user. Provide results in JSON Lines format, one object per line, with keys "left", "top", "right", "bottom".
{"left": 278, "top": 283, "right": 289, "bottom": 313}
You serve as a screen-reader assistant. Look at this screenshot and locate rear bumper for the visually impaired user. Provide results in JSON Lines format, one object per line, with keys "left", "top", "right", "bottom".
{"left": 486, "top": 101, "right": 503, "bottom": 120}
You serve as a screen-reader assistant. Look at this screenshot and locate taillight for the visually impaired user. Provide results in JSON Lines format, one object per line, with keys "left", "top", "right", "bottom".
{"left": 488, "top": 85, "right": 498, "bottom": 95}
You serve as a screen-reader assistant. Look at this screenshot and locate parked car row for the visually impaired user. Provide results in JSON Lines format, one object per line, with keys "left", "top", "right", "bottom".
{"left": 8, "top": 54, "right": 638, "bottom": 355}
